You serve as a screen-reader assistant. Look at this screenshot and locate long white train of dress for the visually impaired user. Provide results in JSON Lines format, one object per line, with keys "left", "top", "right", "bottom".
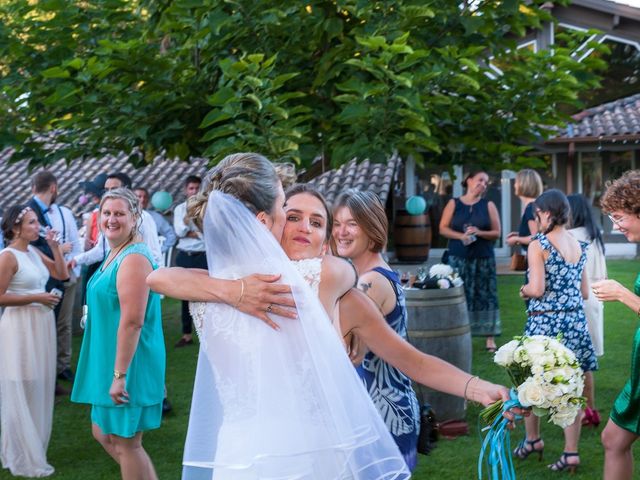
{"left": 0, "top": 247, "right": 56, "bottom": 477}
{"left": 182, "top": 192, "right": 410, "bottom": 480}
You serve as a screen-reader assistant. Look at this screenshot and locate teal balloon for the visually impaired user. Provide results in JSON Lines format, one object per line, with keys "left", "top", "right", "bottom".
{"left": 405, "top": 195, "right": 427, "bottom": 215}
{"left": 151, "top": 191, "right": 173, "bottom": 211}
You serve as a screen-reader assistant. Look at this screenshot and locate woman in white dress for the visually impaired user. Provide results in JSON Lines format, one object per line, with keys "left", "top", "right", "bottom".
{"left": 149, "top": 153, "right": 412, "bottom": 479}
{"left": 0, "top": 205, "right": 69, "bottom": 477}
{"left": 568, "top": 193, "right": 607, "bottom": 428}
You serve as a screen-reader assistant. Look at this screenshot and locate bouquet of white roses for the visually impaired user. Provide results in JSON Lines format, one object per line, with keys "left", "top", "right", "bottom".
{"left": 428, "top": 263, "right": 464, "bottom": 289}
{"left": 481, "top": 335, "right": 585, "bottom": 428}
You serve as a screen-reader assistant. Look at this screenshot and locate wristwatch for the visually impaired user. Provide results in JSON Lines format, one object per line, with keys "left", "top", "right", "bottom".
{"left": 113, "top": 370, "right": 127, "bottom": 379}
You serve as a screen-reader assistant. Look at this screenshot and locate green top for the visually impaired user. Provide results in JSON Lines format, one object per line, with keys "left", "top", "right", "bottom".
{"left": 635, "top": 272, "right": 640, "bottom": 297}
{"left": 71, "top": 243, "right": 165, "bottom": 407}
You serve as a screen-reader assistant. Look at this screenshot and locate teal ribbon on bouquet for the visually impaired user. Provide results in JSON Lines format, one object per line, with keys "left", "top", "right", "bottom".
{"left": 478, "top": 389, "right": 522, "bottom": 480}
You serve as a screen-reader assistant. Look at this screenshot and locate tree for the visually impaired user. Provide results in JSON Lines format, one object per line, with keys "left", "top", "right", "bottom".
{"left": 0, "top": 0, "right": 606, "bottom": 169}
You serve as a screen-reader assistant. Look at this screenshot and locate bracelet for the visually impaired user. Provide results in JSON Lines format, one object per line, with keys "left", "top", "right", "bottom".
{"left": 234, "top": 279, "right": 245, "bottom": 308}
{"left": 113, "top": 369, "right": 126, "bottom": 379}
{"left": 463, "top": 375, "right": 479, "bottom": 403}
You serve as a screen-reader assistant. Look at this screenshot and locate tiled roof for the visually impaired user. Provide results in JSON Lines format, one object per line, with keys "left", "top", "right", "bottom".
{"left": 0, "top": 149, "right": 209, "bottom": 216}
{"left": 551, "top": 93, "right": 640, "bottom": 140}
{"left": 307, "top": 153, "right": 401, "bottom": 205}
{"left": 0, "top": 149, "right": 400, "bottom": 216}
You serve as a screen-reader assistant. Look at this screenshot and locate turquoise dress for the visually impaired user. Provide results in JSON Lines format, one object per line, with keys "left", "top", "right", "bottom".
{"left": 71, "top": 243, "right": 166, "bottom": 438}
{"left": 610, "top": 272, "right": 640, "bottom": 435}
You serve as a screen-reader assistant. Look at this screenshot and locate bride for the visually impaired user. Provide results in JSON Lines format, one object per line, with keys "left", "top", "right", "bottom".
{"left": 148, "top": 153, "right": 410, "bottom": 479}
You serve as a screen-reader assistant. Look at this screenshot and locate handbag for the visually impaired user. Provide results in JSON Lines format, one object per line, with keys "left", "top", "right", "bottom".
{"left": 417, "top": 403, "right": 439, "bottom": 455}
{"left": 510, "top": 252, "right": 527, "bottom": 271}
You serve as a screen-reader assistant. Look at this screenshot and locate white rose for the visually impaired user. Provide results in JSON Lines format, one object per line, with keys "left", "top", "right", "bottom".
{"left": 523, "top": 339, "right": 546, "bottom": 357}
{"left": 494, "top": 340, "right": 519, "bottom": 367}
{"left": 550, "top": 404, "right": 581, "bottom": 428}
{"left": 517, "top": 379, "right": 546, "bottom": 407}
{"left": 452, "top": 276, "right": 464, "bottom": 287}
{"left": 437, "top": 278, "right": 451, "bottom": 289}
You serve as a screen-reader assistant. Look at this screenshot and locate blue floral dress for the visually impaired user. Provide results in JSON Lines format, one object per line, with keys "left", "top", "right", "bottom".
{"left": 525, "top": 233, "right": 598, "bottom": 372}
{"left": 357, "top": 267, "right": 420, "bottom": 470}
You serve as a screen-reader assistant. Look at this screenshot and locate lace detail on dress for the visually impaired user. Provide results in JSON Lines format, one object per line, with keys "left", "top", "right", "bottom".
{"left": 189, "top": 301, "right": 207, "bottom": 345}
{"left": 292, "top": 257, "right": 322, "bottom": 295}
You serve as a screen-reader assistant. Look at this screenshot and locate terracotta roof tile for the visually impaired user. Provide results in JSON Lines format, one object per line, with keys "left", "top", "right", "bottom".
{"left": 554, "top": 93, "right": 640, "bottom": 139}
{"left": 307, "top": 154, "right": 401, "bottom": 205}
{"left": 0, "top": 149, "right": 208, "bottom": 215}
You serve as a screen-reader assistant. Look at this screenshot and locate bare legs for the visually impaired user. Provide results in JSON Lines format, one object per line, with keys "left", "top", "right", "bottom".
{"left": 485, "top": 336, "right": 497, "bottom": 352}
{"left": 583, "top": 371, "right": 596, "bottom": 410}
{"left": 92, "top": 424, "right": 158, "bottom": 480}
{"left": 520, "top": 411, "right": 583, "bottom": 469}
{"left": 602, "top": 419, "right": 639, "bottom": 480}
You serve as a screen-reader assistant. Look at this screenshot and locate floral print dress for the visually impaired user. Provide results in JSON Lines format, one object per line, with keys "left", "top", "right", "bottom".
{"left": 525, "top": 233, "right": 598, "bottom": 372}
{"left": 357, "top": 267, "right": 420, "bottom": 471}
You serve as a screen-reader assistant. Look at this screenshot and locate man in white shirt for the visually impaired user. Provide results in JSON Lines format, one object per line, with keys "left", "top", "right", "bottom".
{"left": 173, "top": 175, "right": 206, "bottom": 347}
{"left": 48, "top": 201, "right": 83, "bottom": 383}
{"left": 72, "top": 173, "right": 163, "bottom": 269}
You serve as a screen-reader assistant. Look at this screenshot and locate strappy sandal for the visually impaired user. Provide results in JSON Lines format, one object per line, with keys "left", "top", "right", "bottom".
{"left": 513, "top": 437, "right": 544, "bottom": 461}
{"left": 548, "top": 452, "right": 580, "bottom": 474}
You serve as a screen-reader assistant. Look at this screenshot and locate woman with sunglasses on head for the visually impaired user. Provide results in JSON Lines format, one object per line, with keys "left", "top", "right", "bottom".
{"left": 439, "top": 169, "right": 502, "bottom": 352}
{"left": 516, "top": 189, "right": 597, "bottom": 473}
{"left": 592, "top": 170, "right": 640, "bottom": 480}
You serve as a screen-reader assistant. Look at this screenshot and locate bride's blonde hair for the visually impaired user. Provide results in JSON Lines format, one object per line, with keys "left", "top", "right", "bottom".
{"left": 187, "top": 153, "right": 280, "bottom": 230}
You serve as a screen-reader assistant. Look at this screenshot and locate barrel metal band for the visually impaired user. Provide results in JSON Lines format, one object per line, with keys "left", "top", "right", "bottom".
{"left": 406, "top": 298, "right": 465, "bottom": 307}
{"left": 407, "top": 324, "right": 470, "bottom": 339}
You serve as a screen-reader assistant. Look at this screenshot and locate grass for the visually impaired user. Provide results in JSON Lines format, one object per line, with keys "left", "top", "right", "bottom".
{"left": 3, "top": 260, "right": 638, "bottom": 479}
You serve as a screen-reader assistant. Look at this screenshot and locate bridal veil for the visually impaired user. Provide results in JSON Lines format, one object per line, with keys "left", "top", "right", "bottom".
{"left": 182, "top": 191, "right": 410, "bottom": 480}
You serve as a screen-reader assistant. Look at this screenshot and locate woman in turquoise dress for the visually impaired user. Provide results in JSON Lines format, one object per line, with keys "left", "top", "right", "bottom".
{"left": 516, "top": 189, "right": 597, "bottom": 474}
{"left": 593, "top": 170, "right": 640, "bottom": 480}
{"left": 71, "top": 188, "right": 165, "bottom": 480}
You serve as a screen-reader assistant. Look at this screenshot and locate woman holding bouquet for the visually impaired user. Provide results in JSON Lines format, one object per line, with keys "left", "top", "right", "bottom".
{"left": 592, "top": 170, "right": 640, "bottom": 480}
{"left": 517, "top": 189, "right": 597, "bottom": 473}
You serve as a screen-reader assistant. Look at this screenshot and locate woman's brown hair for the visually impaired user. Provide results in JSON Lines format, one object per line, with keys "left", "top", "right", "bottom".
{"left": 332, "top": 189, "right": 387, "bottom": 253}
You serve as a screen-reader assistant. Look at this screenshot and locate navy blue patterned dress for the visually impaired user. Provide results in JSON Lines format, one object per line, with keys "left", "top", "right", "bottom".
{"left": 357, "top": 267, "right": 420, "bottom": 470}
{"left": 525, "top": 233, "right": 598, "bottom": 372}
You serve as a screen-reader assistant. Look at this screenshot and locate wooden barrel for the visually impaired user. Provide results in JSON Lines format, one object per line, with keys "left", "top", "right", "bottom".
{"left": 405, "top": 287, "right": 471, "bottom": 422}
{"left": 393, "top": 210, "right": 431, "bottom": 262}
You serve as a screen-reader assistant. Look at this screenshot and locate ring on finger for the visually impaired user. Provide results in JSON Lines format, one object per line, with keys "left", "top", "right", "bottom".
{"left": 266, "top": 304, "right": 273, "bottom": 313}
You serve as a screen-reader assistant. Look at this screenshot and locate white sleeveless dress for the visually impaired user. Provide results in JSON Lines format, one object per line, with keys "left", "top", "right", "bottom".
{"left": 0, "top": 246, "right": 56, "bottom": 477}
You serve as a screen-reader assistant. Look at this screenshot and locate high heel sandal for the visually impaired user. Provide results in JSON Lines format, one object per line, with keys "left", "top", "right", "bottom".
{"left": 548, "top": 452, "right": 579, "bottom": 473}
{"left": 581, "top": 407, "right": 601, "bottom": 427}
{"left": 513, "top": 437, "right": 544, "bottom": 461}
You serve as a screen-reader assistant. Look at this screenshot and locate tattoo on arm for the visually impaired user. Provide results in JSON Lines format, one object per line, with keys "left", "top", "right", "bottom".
{"left": 359, "top": 282, "right": 372, "bottom": 294}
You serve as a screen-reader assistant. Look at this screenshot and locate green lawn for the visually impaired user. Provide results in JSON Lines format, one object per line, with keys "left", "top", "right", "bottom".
{"left": 4, "top": 260, "right": 638, "bottom": 479}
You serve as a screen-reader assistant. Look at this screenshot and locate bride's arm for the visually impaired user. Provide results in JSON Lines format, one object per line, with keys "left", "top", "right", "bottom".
{"left": 147, "top": 267, "right": 297, "bottom": 329}
{"left": 340, "top": 289, "right": 510, "bottom": 406}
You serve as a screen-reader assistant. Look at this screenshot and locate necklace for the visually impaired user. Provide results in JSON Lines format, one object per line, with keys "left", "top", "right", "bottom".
{"left": 101, "top": 240, "right": 132, "bottom": 272}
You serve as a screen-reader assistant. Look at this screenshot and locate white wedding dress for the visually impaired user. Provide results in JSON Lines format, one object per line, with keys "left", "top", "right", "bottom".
{"left": 0, "top": 246, "right": 56, "bottom": 477}
{"left": 182, "top": 192, "right": 410, "bottom": 480}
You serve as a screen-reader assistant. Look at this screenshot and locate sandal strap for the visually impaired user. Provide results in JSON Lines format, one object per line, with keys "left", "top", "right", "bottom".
{"left": 527, "top": 438, "right": 543, "bottom": 447}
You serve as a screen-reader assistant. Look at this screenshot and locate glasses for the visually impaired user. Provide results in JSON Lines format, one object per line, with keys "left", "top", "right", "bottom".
{"left": 608, "top": 214, "right": 628, "bottom": 226}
